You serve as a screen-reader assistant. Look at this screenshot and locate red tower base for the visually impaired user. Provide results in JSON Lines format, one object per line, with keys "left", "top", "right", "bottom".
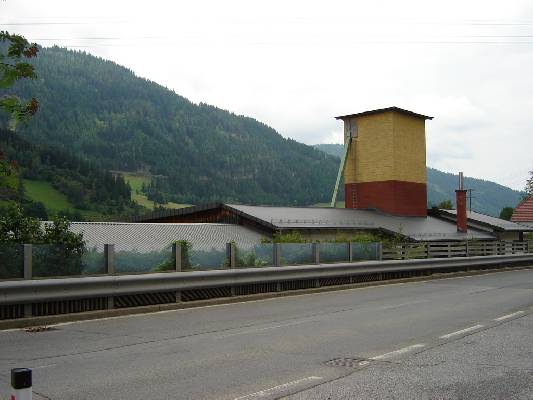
{"left": 345, "top": 181, "right": 427, "bottom": 217}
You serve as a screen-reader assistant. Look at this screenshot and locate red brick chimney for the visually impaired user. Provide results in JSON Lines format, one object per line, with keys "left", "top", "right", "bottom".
{"left": 455, "top": 172, "right": 467, "bottom": 233}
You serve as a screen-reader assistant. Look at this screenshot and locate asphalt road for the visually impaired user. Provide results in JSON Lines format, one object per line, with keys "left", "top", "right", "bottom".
{"left": 1, "top": 268, "right": 532, "bottom": 400}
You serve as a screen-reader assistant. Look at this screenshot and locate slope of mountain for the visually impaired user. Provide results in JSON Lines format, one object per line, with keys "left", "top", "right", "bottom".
{"left": 0, "top": 128, "right": 142, "bottom": 219}
{"left": 314, "top": 143, "right": 523, "bottom": 217}
{"left": 4, "top": 46, "right": 339, "bottom": 206}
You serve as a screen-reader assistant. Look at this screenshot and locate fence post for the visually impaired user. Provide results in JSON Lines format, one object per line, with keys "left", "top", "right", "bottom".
{"left": 312, "top": 243, "right": 320, "bottom": 264}
{"left": 465, "top": 241, "right": 469, "bottom": 257}
{"left": 23, "top": 244, "right": 32, "bottom": 280}
{"left": 376, "top": 242, "right": 383, "bottom": 261}
{"left": 348, "top": 242, "right": 353, "bottom": 262}
{"left": 175, "top": 243, "right": 182, "bottom": 270}
{"left": 273, "top": 243, "right": 281, "bottom": 267}
{"left": 104, "top": 244, "right": 114, "bottom": 309}
{"left": 426, "top": 242, "right": 431, "bottom": 259}
{"left": 172, "top": 242, "right": 182, "bottom": 302}
{"left": 311, "top": 243, "right": 321, "bottom": 288}
{"left": 226, "top": 243, "right": 236, "bottom": 269}
{"left": 23, "top": 244, "right": 32, "bottom": 318}
{"left": 11, "top": 368, "right": 32, "bottom": 400}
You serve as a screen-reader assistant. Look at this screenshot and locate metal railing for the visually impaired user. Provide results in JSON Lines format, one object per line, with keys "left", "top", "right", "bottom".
{"left": 0, "top": 242, "right": 383, "bottom": 280}
{"left": 1, "top": 253, "right": 532, "bottom": 322}
{"left": 2, "top": 241, "right": 532, "bottom": 282}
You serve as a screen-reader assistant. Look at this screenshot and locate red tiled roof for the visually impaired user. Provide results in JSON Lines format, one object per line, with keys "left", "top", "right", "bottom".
{"left": 511, "top": 196, "right": 533, "bottom": 222}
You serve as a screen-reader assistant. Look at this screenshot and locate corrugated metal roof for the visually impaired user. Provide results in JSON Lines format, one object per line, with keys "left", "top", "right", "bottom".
{"left": 64, "top": 222, "right": 266, "bottom": 252}
{"left": 511, "top": 197, "right": 533, "bottom": 223}
{"left": 335, "top": 106, "right": 433, "bottom": 121}
{"left": 226, "top": 204, "right": 494, "bottom": 241}
{"left": 436, "top": 209, "right": 533, "bottom": 232}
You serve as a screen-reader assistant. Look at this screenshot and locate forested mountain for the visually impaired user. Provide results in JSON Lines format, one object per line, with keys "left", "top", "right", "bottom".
{"left": 3, "top": 45, "right": 518, "bottom": 215}
{"left": 0, "top": 128, "right": 142, "bottom": 219}
{"left": 314, "top": 144, "right": 523, "bottom": 217}
{"left": 3, "top": 46, "right": 339, "bottom": 206}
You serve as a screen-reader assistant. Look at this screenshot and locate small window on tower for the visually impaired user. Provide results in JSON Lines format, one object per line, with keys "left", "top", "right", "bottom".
{"left": 349, "top": 120, "right": 358, "bottom": 139}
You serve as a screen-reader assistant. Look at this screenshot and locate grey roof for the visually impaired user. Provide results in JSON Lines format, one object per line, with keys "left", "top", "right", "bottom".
{"left": 435, "top": 210, "right": 533, "bottom": 232}
{"left": 64, "top": 222, "right": 266, "bottom": 252}
{"left": 226, "top": 204, "right": 494, "bottom": 241}
{"left": 335, "top": 106, "right": 433, "bottom": 121}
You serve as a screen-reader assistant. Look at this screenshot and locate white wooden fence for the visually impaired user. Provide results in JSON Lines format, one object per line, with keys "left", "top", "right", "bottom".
{"left": 382, "top": 241, "right": 533, "bottom": 260}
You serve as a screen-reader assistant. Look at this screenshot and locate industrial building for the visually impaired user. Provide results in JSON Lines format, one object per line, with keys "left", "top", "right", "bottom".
{"left": 129, "top": 107, "right": 532, "bottom": 243}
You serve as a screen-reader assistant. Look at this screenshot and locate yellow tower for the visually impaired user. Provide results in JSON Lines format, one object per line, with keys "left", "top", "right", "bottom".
{"left": 336, "top": 107, "right": 432, "bottom": 216}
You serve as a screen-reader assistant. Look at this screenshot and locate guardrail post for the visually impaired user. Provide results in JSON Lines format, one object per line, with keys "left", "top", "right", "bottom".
{"left": 311, "top": 243, "right": 320, "bottom": 287}
{"left": 172, "top": 242, "right": 182, "bottom": 272}
{"left": 226, "top": 243, "right": 237, "bottom": 295}
{"left": 105, "top": 244, "right": 114, "bottom": 275}
{"left": 23, "top": 244, "right": 32, "bottom": 317}
{"left": 348, "top": 242, "right": 353, "bottom": 262}
{"left": 104, "top": 244, "right": 115, "bottom": 309}
{"left": 226, "top": 243, "right": 236, "bottom": 269}
{"left": 273, "top": 243, "right": 281, "bottom": 267}
{"left": 11, "top": 368, "right": 32, "bottom": 400}
{"left": 376, "top": 242, "right": 383, "bottom": 261}
{"left": 312, "top": 243, "right": 320, "bottom": 264}
{"left": 172, "top": 242, "right": 182, "bottom": 302}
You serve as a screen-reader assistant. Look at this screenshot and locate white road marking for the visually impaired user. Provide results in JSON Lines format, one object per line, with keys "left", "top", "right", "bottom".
{"left": 379, "top": 299, "right": 427, "bottom": 310}
{"left": 234, "top": 376, "right": 323, "bottom": 400}
{"left": 31, "top": 363, "right": 57, "bottom": 370}
{"left": 494, "top": 311, "right": 525, "bottom": 321}
{"left": 221, "top": 320, "right": 312, "bottom": 337}
{"left": 439, "top": 324, "right": 484, "bottom": 339}
{"left": 370, "top": 344, "right": 425, "bottom": 360}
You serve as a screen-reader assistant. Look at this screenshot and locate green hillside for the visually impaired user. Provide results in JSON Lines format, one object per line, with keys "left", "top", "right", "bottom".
{"left": 5, "top": 46, "right": 339, "bottom": 206}
{"left": 0, "top": 128, "right": 144, "bottom": 219}
{"left": 23, "top": 179, "right": 73, "bottom": 212}
{"left": 119, "top": 172, "right": 190, "bottom": 210}
{"left": 314, "top": 143, "right": 523, "bottom": 217}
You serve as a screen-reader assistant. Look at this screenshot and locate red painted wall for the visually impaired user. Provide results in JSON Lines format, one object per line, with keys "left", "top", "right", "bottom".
{"left": 345, "top": 181, "right": 427, "bottom": 217}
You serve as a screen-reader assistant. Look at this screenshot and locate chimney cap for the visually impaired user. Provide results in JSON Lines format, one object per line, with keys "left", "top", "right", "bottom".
{"left": 335, "top": 106, "right": 433, "bottom": 121}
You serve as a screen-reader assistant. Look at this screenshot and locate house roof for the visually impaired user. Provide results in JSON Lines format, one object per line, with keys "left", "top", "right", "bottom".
{"left": 62, "top": 221, "right": 265, "bottom": 252}
{"left": 434, "top": 209, "right": 533, "bottom": 232}
{"left": 133, "top": 204, "right": 494, "bottom": 241}
{"left": 511, "top": 196, "right": 533, "bottom": 223}
{"left": 335, "top": 106, "right": 433, "bottom": 121}
{"left": 227, "top": 204, "right": 493, "bottom": 241}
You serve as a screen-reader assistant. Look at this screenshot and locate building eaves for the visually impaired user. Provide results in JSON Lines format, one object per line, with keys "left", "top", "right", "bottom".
{"left": 335, "top": 106, "right": 433, "bottom": 121}
{"left": 128, "top": 203, "right": 224, "bottom": 223}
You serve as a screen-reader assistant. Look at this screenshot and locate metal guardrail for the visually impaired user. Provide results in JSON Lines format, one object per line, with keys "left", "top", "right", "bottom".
{"left": 1, "top": 253, "right": 532, "bottom": 321}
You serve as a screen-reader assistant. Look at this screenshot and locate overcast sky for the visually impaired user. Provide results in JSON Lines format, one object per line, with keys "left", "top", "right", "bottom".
{"left": 1, "top": 0, "right": 532, "bottom": 190}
